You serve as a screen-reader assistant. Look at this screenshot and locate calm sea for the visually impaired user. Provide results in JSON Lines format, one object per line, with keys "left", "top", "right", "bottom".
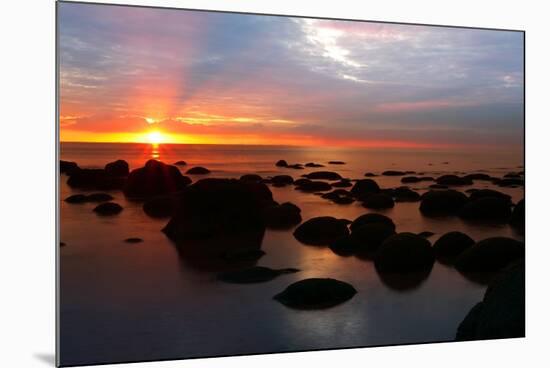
{"left": 59, "top": 142, "right": 524, "bottom": 366}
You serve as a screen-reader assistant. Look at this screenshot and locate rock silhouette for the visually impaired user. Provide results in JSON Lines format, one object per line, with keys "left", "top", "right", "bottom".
{"left": 362, "top": 193, "right": 395, "bottom": 209}
{"left": 173, "top": 161, "right": 187, "bottom": 166}
{"left": 419, "top": 190, "right": 468, "bottom": 216}
{"left": 124, "top": 238, "right": 143, "bottom": 243}
{"left": 295, "top": 180, "right": 332, "bottom": 192}
{"left": 186, "top": 166, "right": 211, "bottom": 175}
{"left": 433, "top": 231, "right": 475, "bottom": 264}
{"left": 436, "top": 175, "right": 472, "bottom": 186}
{"left": 350, "top": 179, "right": 380, "bottom": 200}
{"left": 458, "top": 197, "right": 512, "bottom": 223}
{"left": 93, "top": 202, "right": 123, "bottom": 216}
{"left": 350, "top": 213, "right": 396, "bottom": 233}
{"left": 454, "top": 237, "right": 524, "bottom": 273}
{"left": 375, "top": 233, "right": 435, "bottom": 273}
{"left": 104, "top": 159, "right": 129, "bottom": 177}
{"left": 124, "top": 160, "right": 192, "bottom": 199}
{"left": 304, "top": 171, "right": 342, "bottom": 180}
{"left": 263, "top": 202, "right": 302, "bottom": 229}
{"left": 274, "top": 278, "right": 357, "bottom": 309}
{"left": 293, "top": 216, "right": 350, "bottom": 245}
{"left": 240, "top": 174, "right": 263, "bottom": 183}
{"left": 143, "top": 196, "right": 178, "bottom": 218}
{"left": 60, "top": 160, "right": 79, "bottom": 175}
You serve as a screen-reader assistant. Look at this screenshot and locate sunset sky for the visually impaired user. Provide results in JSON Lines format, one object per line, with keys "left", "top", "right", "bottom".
{"left": 58, "top": 2, "right": 524, "bottom": 149}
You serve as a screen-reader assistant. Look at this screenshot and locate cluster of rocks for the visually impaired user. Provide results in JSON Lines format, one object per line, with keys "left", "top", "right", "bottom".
{"left": 275, "top": 160, "right": 346, "bottom": 170}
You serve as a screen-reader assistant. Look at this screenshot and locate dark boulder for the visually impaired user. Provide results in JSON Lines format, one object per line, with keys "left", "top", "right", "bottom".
{"left": 382, "top": 170, "right": 406, "bottom": 176}
{"left": 60, "top": 160, "right": 79, "bottom": 175}
{"left": 240, "top": 174, "right": 263, "bottom": 183}
{"left": 124, "top": 238, "right": 143, "bottom": 243}
{"left": 418, "top": 231, "right": 435, "bottom": 238}
{"left": 429, "top": 184, "right": 448, "bottom": 189}
{"left": 304, "top": 171, "right": 342, "bottom": 180}
{"left": 433, "top": 231, "right": 475, "bottom": 264}
{"left": 293, "top": 178, "right": 311, "bottom": 186}
{"left": 436, "top": 175, "right": 472, "bottom": 186}
{"left": 186, "top": 166, "right": 211, "bottom": 175}
{"left": 64, "top": 194, "right": 88, "bottom": 204}
{"left": 93, "top": 202, "right": 123, "bottom": 216}
{"left": 274, "top": 278, "right": 357, "bottom": 309}
{"left": 67, "top": 169, "right": 126, "bottom": 190}
{"left": 331, "top": 180, "right": 352, "bottom": 188}
{"left": 329, "top": 236, "right": 357, "bottom": 256}
{"left": 271, "top": 175, "right": 294, "bottom": 186}
{"left": 350, "top": 179, "right": 380, "bottom": 200}
{"left": 464, "top": 173, "right": 493, "bottom": 181}
{"left": 293, "top": 216, "right": 350, "bottom": 245}
{"left": 392, "top": 187, "right": 421, "bottom": 202}
{"left": 123, "top": 160, "right": 191, "bottom": 199}
{"left": 263, "top": 202, "right": 302, "bottom": 229}
{"left": 162, "top": 179, "right": 273, "bottom": 254}
{"left": 296, "top": 180, "right": 332, "bottom": 192}
{"left": 374, "top": 233, "right": 435, "bottom": 273}
{"left": 305, "top": 162, "right": 325, "bottom": 168}
{"left": 364, "top": 172, "right": 377, "bottom": 177}
{"left": 454, "top": 237, "right": 524, "bottom": 273}
{"left": 173, "top": 161, "right": 187, "bottom": 166}
{"left": 351, "top": 222, "right": 396, "bottom": 255}
{"left": 276, "top": 160, "right": 288, "bottom": 167}
{"left": 456, "top": 262, "right": 524, "bottom": 340}
{"left": 419, "top": 190, "right": 468, "bottom": 216}
{"left": 509, "top": 199, "right": 525, "bottom": 234}
{"left": 328, "top": 161, "right": 346, "bottom": 165}
{"left": 287, "top": 164, "right": 304, "bottom": 170}
{"left": 104, "top": 159, "right": 129, "bottom": 177}
{"left": 504, "top": 172, "right": 521, "bottom": 178}
{"left": 469, "top": 189, "right": 511, "bottom": 203}
{"left": 362, "top": 193, "right": 395, "bottom": 209}
{"left": 494, "top": 178, "right": 524, "bottom": 187}
{"left": 218, "top": 266, "right": 299, "bottom": 284}
{"left": 143, "top": 196, "right": 177, "bottom": 218}
{"left": 401, "top": 176, "right": 434, "bottom": 184}
{"left": 350, "top": 213, "right": 395, "bottom": 233}
{"left": 322, "top": 190, "right": 354, "bottom": 205}
{"left": 459, "top": 197, "right": 512, "bottom": 222}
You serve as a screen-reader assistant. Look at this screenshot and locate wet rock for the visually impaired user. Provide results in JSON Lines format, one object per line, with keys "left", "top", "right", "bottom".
{"left": 456, "top": 262, "right": 524, "bottom": 340}
{"left": 375, "top": 233, "right": 435, "bottom": 274}
{"left": 350, "top": 213, "right": 395, "bottom": 233}
{"left": 86, "top": 193, "right": 115, "bottom": 202}
{"left": 459, "top": 197, "right": 512, "bottom": 222}
{"left": 295, "top": 180, "right": 332, "bottom": 192}
{"left": 328, "top": 161, "right": 346, "bottom": 165}
{"left": 418, "top": 231, "right": 435, "bottom": 238}
{"left": 401, "top": 176, "right": 434, "bottom": 184}
{"left": 362, "top": 193, "right": 395, "bottom": 209}
{"left": 433, "top": 231, "right": 475, "bottom": 264}
{"left": 143, "top": 196, "right": 177, "bottom": 218}
{"left": 276, "top": 160, "right": 288, "bottom": 167}
{"left": 93, "top": 202, "right": 123, "bottom": 216}
{"left": 263, "top": 202, "right": 302, "bottom": 229}
{"left": 364, "top": 172, "right": 377, "bottom": 177}
{"left": 392, "top": 187, "right": 421, "bottom": 202}
{"left": 329, "top": 236, "right": 357, "bottom": 256}
{"left": 293, "top": 216, "right": 350, "bottom": 245}
{"left": 221, "top": 248, "right": 266, "bottom": 262}
{"left": 64, "top": 194, "right": 88, "bottom": 204}
{"left": 509, "top": 199, "right": 525, "bottom": 234}
{"left": 350, "top": 179, "right": 380, "bottom": 200}
{"left": 60, "top": 160, "right": 79, "bottom": 175}
{"left": 436, "top": 175, "right": 473, "bottom": 186}
{"left": 274, "top": 278, "right": 357, "bottom": 309}
{"left": 173, "top": 161, "right": 187, "bottom": 166}
{"left": 304, "top": 171, "right": 342, "bottom": 180}
{"left": 218, "top": 266, "right": 299, "bottom": 284}
{"left": 463, "top": 173, "right": 493, "bottom": 181}
{"left": 322, "top": 190, "right": 354, "bottom": 204}
{"left": 419, "top": 190, "right": 468, "bottom": 216}
{"left": 162, "top": 179, "right": 273, "bottom": 253}
{"left": 186, "top": 166, "right": 211, "bottom": 175}
{"left": 493, "top": 177, "right": 524, "bottom": 187}
{"left": 331, "top": 180, "right": 352, "bottom": 188}
{"left": 124, "top": 238, "right": 143, "bottom": 243}
{"left": 305, "top": 162, "right": 325, "bottom": 168}
{"left": 287, "top": 164, "right": 304, "bottom": 170}
{"left": 271, "top": 175, "right": 294, "bottom": 186}
{"left": 123, "top": 160, "right": 192, "bottom": 199}
{"left": 351, "top": 222, "right": 396, "bottom": 255}
{"left": 240, "top": 174, "right": 263, "bottom": 183}
{"left": 293, "top": 178, "right": 311, "bottom": 186}
{"left": 468, "top": 189, "right": 511, "bottom": 203}
{"left": 454, "top": 237, "right": 524, "bottom": 273}
{"left": 104, "top": 159, "right": 129, "bottom": 177}
{"left": 382, "top": 170, "right": 406, "bottom": 176}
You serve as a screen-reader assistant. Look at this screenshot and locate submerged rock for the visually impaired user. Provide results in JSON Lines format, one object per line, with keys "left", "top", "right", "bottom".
{"left": 364, "top": 172, "right": 377, "bottom": 177}
{"left": 463, "top": 173, "right": 493, "bottom": 181}
{"left": 274, "top": 278, "right": 357, "bottom": 309}
{"left": 392, "top": 187, "right": 421, "bottom": 202}
{"left": 93, "top": 202, "right": 123, "bottom": 216}
{"left": 401, "top": 176, "right": 434, "bottom": 184}
{"left": 351, "top": 222, "right": 396, "bottom": 255}
{"left": 433, "top": 231, "right": 475, "bottom": 264}
{"left": 295, "top": 180, "right": 332, "bottom": 192}
{"left": 419, "top": 190, "right": 468, "bottom": 216}
{"left": 304, "top": 171, "right": 342, "bottom": 180}
{"left": 350, "top": 179, "right": 380, "bottom": 200}
{"left": 173, "top": 161, "right": 187, "bottom": 166}
{"left": 60, "top": 160, "right": 79, "bottom": 175}
{"left": 382, "top": 170, "right": 406, "bottom": 176}
{"left": 362, "top": 193, "right": 395, "bottom": 209}
{"left": 305, "top": 162, "right": 325, "bottom": 168}
{"left": 162, "top": 179, "right": 273, "bottom": 254}
{"left": 293, "top": 216, "right": 350, "bottom": 245}
{"left": 143, "top": 196, "right": 177, "bottom": 218}
{"left": 468, "top": 189, "right": 511, "bottom": 203}
{"left": 350, "top": 213, "right": 396, "bottom": 233}
{"left": 374, "top": 233, "right": 435, "bottom": 273}
{"left": 331, "top": 180, "right": 352, "bottom": 188}
{"left": 456, "top": 262, "right": 524, "bottom": 340}
{"left": 509, "top": 199, "right": 525, "bottom": 234}
{"left": 275, "top": 160, "right": 288, "bottom": 167}
{"left": 104, "top": 159, "right": 129, "bottom": 177}
{"left": 271, "top": 175, "right": 294, "bottom": 186}
{"left": 217, "top": 266, "right": 299, "bottom": 284}
{"left": 240, "top": 174, "right": 263, "bottom": 183}
{"left": 454, "top": 237, "right": 524, "bottom": 273}
{"left": 436, "top": 175, "right": 472, "bottom": 186}
{"left": 322, "top": 190, "right": 354, "bottom": 205}
{"left": 124, "top": 237, "right": 143, "bottom": 243}
{"left": 459, "top": 197, "right": 512, "bottom": 223}
{"left": 328, "top": 161, "right": 346, "bottom": 165}
{"left": 64, "top": 194, "right": 88, "bottom": 204}
{"left": 263, "top": 202, "right": 302, "bottom": 229}
{"left": 124, "top": 160, "right": 191, "bottom": 199}
{"left": 186, "top": 166, "right": 211, "bottom": 175}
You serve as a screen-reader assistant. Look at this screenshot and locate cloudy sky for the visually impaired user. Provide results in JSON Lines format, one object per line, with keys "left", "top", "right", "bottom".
{"left": 58, "top": 2, "right": 524, "bottom": 149}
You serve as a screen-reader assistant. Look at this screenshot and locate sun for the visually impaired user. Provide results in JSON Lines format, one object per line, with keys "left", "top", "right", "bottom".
{"left": 146, "top": 131, "right": 164, "bottom": 144}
